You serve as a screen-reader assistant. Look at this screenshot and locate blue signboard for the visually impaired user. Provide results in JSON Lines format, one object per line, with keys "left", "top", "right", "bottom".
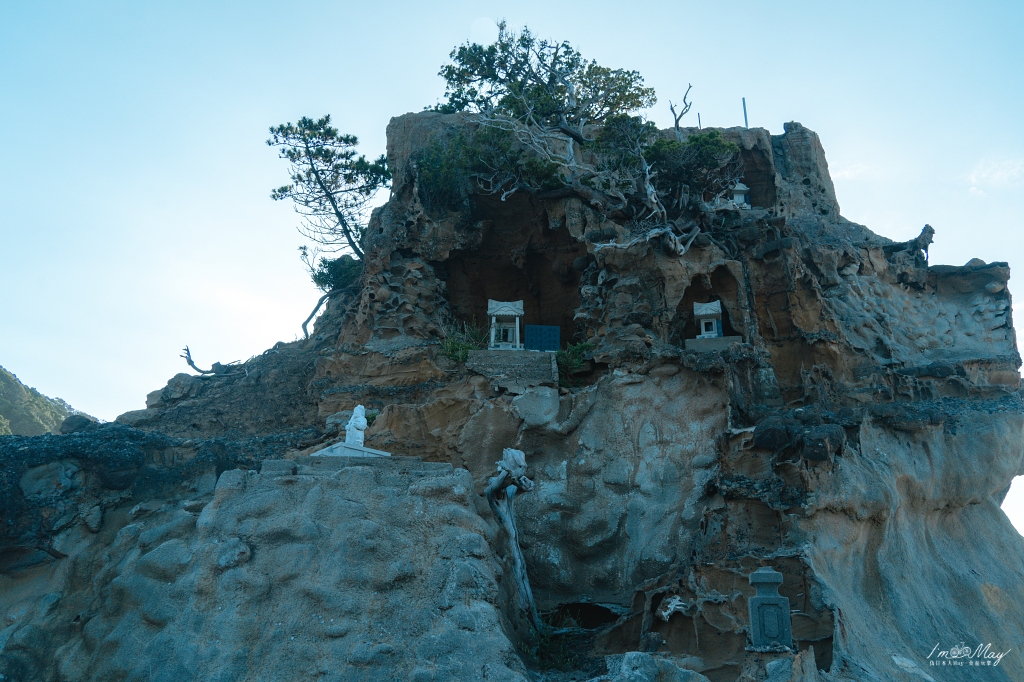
{"left": 524, "top": 325, "right": 560, "bottom": 352}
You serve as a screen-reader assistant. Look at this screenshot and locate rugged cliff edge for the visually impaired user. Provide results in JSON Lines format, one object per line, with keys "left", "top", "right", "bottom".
{"left": 2, "top": 114, "right": 1022, "bottom": 682}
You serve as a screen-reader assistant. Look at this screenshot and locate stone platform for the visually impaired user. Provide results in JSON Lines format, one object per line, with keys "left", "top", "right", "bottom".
{"left": 312, "top": 440, "right": 391, "bottom": 458}
{"left": 465, "top": 349, "right": 558, "bottom": 394}
{"left": 260, "top": 455, "right": 454, "bottom": 477}
{"left": 684, "top": 335, "right": 744, "bottom": 352}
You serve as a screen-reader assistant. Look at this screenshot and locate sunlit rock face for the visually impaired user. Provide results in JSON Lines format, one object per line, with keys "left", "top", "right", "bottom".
{"left": 2, "top": 112, "right": 1022, "bottom": 682}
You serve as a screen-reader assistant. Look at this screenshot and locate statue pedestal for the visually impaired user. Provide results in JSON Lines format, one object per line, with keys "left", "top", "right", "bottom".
{"left": 313, "top": 441, "right": 391, "bottom": 458}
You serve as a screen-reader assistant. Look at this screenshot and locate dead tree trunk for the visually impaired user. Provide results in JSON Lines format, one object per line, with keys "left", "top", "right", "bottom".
{"left": 484, "top": 448, "right": 542, "bottom": 631}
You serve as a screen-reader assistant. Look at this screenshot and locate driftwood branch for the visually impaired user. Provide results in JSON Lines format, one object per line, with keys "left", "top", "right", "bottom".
{"left": 485, "top": 448, "right": 543, "bottom": 631}
{"left": 592, "top": 222, "right": 701, "bottom": 258}
{"left": 180, "top": 347, "right": 243, "bottom": 377}
{"left": 181, "top": 346, "right": 215, "bottom": 375}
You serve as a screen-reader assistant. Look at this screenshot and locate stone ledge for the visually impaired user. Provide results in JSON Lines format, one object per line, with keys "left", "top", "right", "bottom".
{"left": 260, "top": 456, "right": 453, "bottom": 477}
{"left": 314, "top": 441, "right": 391, "bottom": 458}
{"left": 684, "top": 336, "right": 744, "bottom": 352}
{"left": 465, "top": 350, "right": 558, "bottom": 394}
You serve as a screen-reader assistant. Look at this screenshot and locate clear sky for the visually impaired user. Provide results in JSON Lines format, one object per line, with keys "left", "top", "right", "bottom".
{"left": 2, "top": 0, "right": 1023, "bottom": 530}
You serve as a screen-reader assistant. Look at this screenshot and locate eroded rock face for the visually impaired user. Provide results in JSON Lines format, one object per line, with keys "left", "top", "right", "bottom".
{"left": 3, "top": 112, "right": 1023, "bottom": 682}
{"left": 805, "top": 407, "right": 1024, "bottom": 678}
{"left": 514, "top": 370, "right": 727, "bottom": 607}
{"left": 1, "top": 458, "right": 528, "bottom": 682}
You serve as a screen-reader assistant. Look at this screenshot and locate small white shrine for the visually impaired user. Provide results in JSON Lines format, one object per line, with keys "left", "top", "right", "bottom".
{"left": 731, "top": 181, "right": 751, "bottom": 208}
{"left": 488, "top": 299, "right": 525, "bottom": 350}
{"left": 313, "top": 404, "right": 391, "bottom": 458}
{"left": 686, "top": 299, "right": 743, "bottom": 351}
{"left": 694, "top": 300, "right": 723, "bottom": 338}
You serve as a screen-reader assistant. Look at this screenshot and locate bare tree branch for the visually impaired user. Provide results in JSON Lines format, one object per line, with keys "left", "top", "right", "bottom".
{"left": 181, "top": 346, "right": 215, "bottom": 375}
{"left": 180, "top": 347, "right": 243, "bottom": 377}
{"left": 669, "top": 84, "right": 693, "bottom": 142}
{"left": 301, "top": 288, "right": 344, "bottom": 339}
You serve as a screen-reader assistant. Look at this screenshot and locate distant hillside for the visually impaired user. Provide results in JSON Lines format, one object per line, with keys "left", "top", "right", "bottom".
{"left": 0, "top": 366, "right": 80, "bottom": 435}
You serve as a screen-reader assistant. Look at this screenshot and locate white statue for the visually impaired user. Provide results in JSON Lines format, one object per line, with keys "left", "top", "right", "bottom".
{"left": 345, "top": 405, "right": 367, "bottom": 446}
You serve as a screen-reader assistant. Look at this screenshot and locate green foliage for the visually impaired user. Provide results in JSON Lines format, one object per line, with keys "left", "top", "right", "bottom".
{"left": 300, "top": 249, "right": 363, "bottom": 292}
{"left": 644, "top": 137, "right": 691, "bottom": 199}
{"left": 439, "top": 320, "right": 488, "bottom": 363}
{"left": 438, "top": 22, "right": 655, "bottom": 134}
{"left": 417, "top": 127, "right": 563, "bottom": 212}
{"left": 433, "top": 24, "right": 674, "bottom": 219}
{"left": 441, "top": 339, "right": 475, "bottom": 364}
{"left": 468, "top": 126, "right": 564, "bottom": 196}
{"left": 679, "top": 129, "right": 740, "bottom": 172}
{"left": 595, "top": 114, "right": 659, "bottom": 171}
{"left": 591, "top": 115, "right": 660, "bottom": 204}
{"left": 556, "top": 342, "right": 595, "bottom": 388}
{"left": 431, "top": 23, "right": 740, "bottom": 222}
{"left": 0, "top": 366, "right": 80, "bottom": 436}
{"left": 416, "top": 133, "right": 471, "bottom": 214}
{"left": 646, "top": 130, "right": 740, "bottom": 201}
{"left": 268, "top": 115, "right": 390, "bottom": 260}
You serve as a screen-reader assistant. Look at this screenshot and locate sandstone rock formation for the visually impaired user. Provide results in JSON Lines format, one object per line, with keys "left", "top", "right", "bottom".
{"left": 2, "top": 114, "right": 1022, "bottom": 682}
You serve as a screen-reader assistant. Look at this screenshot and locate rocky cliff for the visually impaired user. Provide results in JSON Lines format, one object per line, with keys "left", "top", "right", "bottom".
{"left": 1, "top": 114, "right": 1022, "bottom": 682}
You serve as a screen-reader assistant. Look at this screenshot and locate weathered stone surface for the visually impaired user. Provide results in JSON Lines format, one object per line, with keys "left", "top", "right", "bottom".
{"left": 466, "top": 350, "right": 559, "bottom": 394}
{"left": 684, "top": 336, "right": 744, "bottom": 352}
{"left": 597, "top": 651, "right": 711, "bottom": 681}
{"left": 19, "top": 459, "right": 83, "bottom": 500}
{"left": 0, "top": 458, "right": 527, "bottom": 681}
{"left": 58, "top": 414, "right": 96, "bottom": 434}
{"left": 4, "top": 111, "right": 1023, "bottom": 682}
{"left": 801, "top": 424, "right": 845, "bottom": 461}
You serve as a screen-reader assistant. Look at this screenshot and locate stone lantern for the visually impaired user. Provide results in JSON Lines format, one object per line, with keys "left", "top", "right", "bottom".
{"left": 732, "top": 181, "right": 751, "bottom": 208}
{"left": 694, "top": 301, "right": 723, "bottom": 339}
{"left": 746, "top": 566, "right": 793, "bottom": 651}
{"left": 487, "top": 299, "right": 524, "bottom": 350}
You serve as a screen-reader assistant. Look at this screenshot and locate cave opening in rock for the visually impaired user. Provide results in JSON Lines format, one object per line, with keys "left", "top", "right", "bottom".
{"left": 585, "top": 556, "right": 835, "bottom": 680}
{"left": 669, "top": 267, "right": 743, "bottom": 346}
{"left": 739, "top": 147, "right": 777, "bottom": 208}
{"left": 435, "top": 194, "right": 589, "bottom": 348}
{"left": 548, "top": 602, "right": 620, "bottom": 630}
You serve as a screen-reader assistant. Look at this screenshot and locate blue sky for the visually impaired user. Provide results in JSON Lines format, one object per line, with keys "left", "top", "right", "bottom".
{"left": 2, "top": 1, "right": 1023, "bottom": 527}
